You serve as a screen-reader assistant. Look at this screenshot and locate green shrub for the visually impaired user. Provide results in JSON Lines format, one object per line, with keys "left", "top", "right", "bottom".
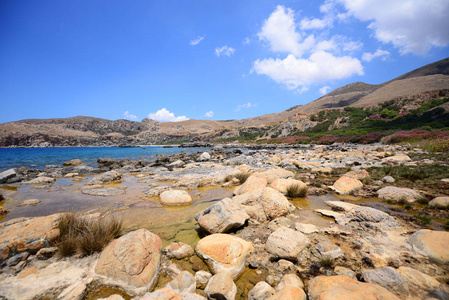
{"left": 320, "top": 256, "right": 335, "bottom": 268}
{"left": 57, "top": 213, "right": 122, "bottom": 257}
{"left": 416, "top": 214, "right": 432, "bottom": 226}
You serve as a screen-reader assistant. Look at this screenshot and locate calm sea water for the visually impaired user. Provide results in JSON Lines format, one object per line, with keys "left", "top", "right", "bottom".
{"left": 0, "top": 147, "right": 210, "bottom": 171}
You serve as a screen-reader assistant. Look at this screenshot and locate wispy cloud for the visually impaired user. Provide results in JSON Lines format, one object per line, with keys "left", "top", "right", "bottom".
{"left": 215, "top": 45, "right": 235, "bottom": 57}
{"left": 362, "top": 49, "right": 390, "bottom": 62}
{"left": 148, "top": 108, "right": 189, "bottom": 122}
{"left": 123, "top": 111, "right": 138, "bottom": 120}
{"left": 235, "top": 102, "right": 257, "bottom": 112}
{"left": 204, "top": 111, "right": 214, "bottom": 118}
{"left": 319, "top": 86, "right": 331, "bottom": 95}
{"left": 190, "top": 35, "right": 206, "bottom": 46}
{"left": 243, "top": 37, "right": 251, "bottom": 45}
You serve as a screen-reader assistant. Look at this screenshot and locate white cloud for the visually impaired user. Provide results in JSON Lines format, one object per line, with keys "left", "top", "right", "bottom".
{"left": 190, "top": 35, "right": 206, "bottom": 46}
{"left": 362, "top": 49, "right": 390, "bottom": 62}
{"left": 319, "top": 86, "right": 331, "bottom": 95}
{"left": 253, "top": 51, "right": 363, "bottom": 90}
{"left": 243, "top": 37, "right": 251, "bottom": 45}
{"left": 337, "top": 0, "right": 449, "bottom": 54}
{"left": 215, "top": 45, "right": 235, "bottom": 57}
{"left": 123, "top": 111, "right": 138, "bottom": 121}
{"left": 148, "top": 108, "right": 189, "bottom": 122}
{"left": 235, "top": 102, "right": 257, "bottom": 112}
{"left": 205, "top": 111, "right": 214, "bottom": 118}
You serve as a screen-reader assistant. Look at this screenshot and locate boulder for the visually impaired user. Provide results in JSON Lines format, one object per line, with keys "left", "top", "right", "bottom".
{"left": 428, "top": 196, "right": 449, "bottom": 208}
{"left": 382, "top": 175, "right": 395, "bottom": 183}
{"left": 334, "top": 266, "right": 356, "bottom": 279}
{"left": 330, "top": 176, "right": 363, "bottom": 195}
{"left": 233, "top": 175, "right": 267, "bottom": 196}
{"left": 397, "top": 266, "right": 441, "bottom": 291}
{"left": 87, "top": 170, "right": 122, "bottom": 185}
{"left": 409, "top": 229, "right": 449, "bottom": 264}
{"left": 382, "top": 154, "right": 411, "bottom": 164}
{"left": 269, "top": 178, "right": 307, "bottom": 195}
{"left": 377, "top": 186, "right": 422, "bottom": 203}
{"left": 195, "top": 270, "right": 212, "bottom": 289}
{"left": 307, "top": 275, "right": 400, "bottom": 300}
{"left": 166, "top": 159, "right": 185, "bottom": 168}
{"left": 265, "top": 227, "right": 310, "bottom": 261}
{"left": 198, "top": 152, "right": 211, "bottom": 161}
{"left": 163, "top": 242, "right": 194, "bottom": 260}
{"left": 27, "top": 176, "right": 56, "bottom": 184}
{"left": 275, "top": 274, "right": 304, "bottom": 291}
{"left": 165, "top": 271, "right": 196, "bottom": 293}
{"left": 63, "top": 159, "right": 83, "bottom": 166}
{"left": 268, "top": 286, "right": 307, "bottom": 300}
{"left": 204, "top": 271, "right": 237, "bottom": 300}
{"left": 95, "top": 229, "right": 162, "bottom": 294}
{"left": 195, "top": 198, "right": 249, "bottom": 234}
{"left": 253, "top": 168, "right": 295, "bottom": 184}
{"left": 344, "top": 169, "right": 370, "bottom": 180}
{"left": 195, "top": 233, "right": 254, "bottom": 279}
{"left": 362, "top": 267, "right": 409, "bottom": 295}
{"left": 160, "top": 190, "right": 193, "bottom": 206}
{"left": 0, "top": 214, "right": 60, "bottom": 260}
{"left": 248, "top": 282, "right": 275, "bottom": 300}
{"left": 0, "top": 169, "right": 17, "bottom": 184}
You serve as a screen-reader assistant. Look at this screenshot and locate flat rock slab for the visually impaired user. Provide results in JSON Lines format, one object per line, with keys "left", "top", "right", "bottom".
{"left": 362, "top": 267, "right": 409, "bottom": 295}
{"left": 95, "top": 229, "right": 162, "bottom": 294}
{"left": 81, "top": 186, "right": 127, "bottom": 196}
{"left": 307, "top": 275, "right": 400, "bottom": 300}
{"left": 195, "top": 233, "right": 254, "bottom": 279}
{"left": 409, "top": 229, "right": 449, "bottom": 264}
{"left": 266, "top": 227, "right": 310, "bottom": 261}
{"left": 0, "top": 214, "right": 60, "bottom": 260}
{"left": 377, "top": 186, "right": 422, "bottom": 203}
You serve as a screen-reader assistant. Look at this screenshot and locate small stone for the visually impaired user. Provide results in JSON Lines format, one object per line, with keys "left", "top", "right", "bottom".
{"left": 275, "top": 274, "right": 304, "bottom": 291}
{"left": 165, "top": 270, "right": 196, "bottom": 293}
{"left": 164, "top": 242, "right": 194, "bottom": 259}
{"left": 314, "top": 240, "right": 343, "bottom": 259}
{"left": 195, "top": 270, "right": 212, "bottom": 289}
{"left": 334, "top": 266, "right": 356, "bottom": 279}
{"left": 382, "top": 175, "right": 395, "bottom": 183}
{"left": 204, "top": 271, "right": 237, "bottom": 300}
{"left": 20, "top": 199, "right": 41, "bottom": 206}
{"left": 248, "top": 281, "right": 275, "bottom": 300}
{"left": 295, "top": 223, "right": 320, "bottom": 234}
{"left": 428, "top": 196, "right": 449, "bottom": 208}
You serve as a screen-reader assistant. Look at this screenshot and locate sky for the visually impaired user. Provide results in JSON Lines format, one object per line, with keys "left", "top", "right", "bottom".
{"left": 1, "top": 0, "right": 449, "bottom": 123}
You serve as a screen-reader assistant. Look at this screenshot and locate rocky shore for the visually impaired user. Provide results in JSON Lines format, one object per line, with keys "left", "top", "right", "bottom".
{"left": 0, "top": 143, "right": 448, "bottom": 299}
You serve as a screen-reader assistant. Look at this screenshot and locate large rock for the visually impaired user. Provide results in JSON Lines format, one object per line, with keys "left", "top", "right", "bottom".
{"left": 0, "top": 168, "right": 16, "bottom": 184}
{"left": 195, "top": 234, "right": 254, "bottom": 279}
{"left": 275, "top": 274, "right": 304, "bottom": 291}
{"left": 362, "top": 267, "right": 409, "bottom": 295}
{"left": 198, "top": 152, "right": 211, "bottom": 161}
{"left": 268, "top": 286, "right": 307, "bottom": 300}
{"left": 253, "top": 168, "right": 295, "bottom": 184}
{"left": 344, "top": 169, "right": 370, "bottom": 180}
{"left": 195, "top": 198, "right": 249, "bottom": 234}
{"left": 204, "top": 271, "right": 237, "bottom": 300}
{"left": 27, "top": 176, "right": 56, "bottom": 184}
{"left": 330, "top": 176, "right": 363, "bottom": 195}
{"left": 160, "top": 190, "right": 193, "bottom": 206}
{"left": 265, "top": 227, "right": 310, "bottom": 261}
{"left": 382, "top": 154, "right": 411, "bottom": 164}
{"left": 234, "top": 187, "right": 290, "bottom": 221}
{"left": 63, "top": 159, "right": 83, "bottom": 166}
{"left": 269, "top": 178, "right": 307, "bottom": 195}
{"left": 248, "top": 282, "right": 275, "bottom": 300}
{"left": 397, "top": 266, "right": 441, "bottom": 291}
{"left": 165, "top": 271, "right": 196, "bottom": 293}
{"left": 95, "top": 229, "right": 162, "bottom": 294}
{"left": 377, "top": 186, "right": 422, "bottom": 203}
{"left": 428, "top": 196, "right": 449, "bottom": 208}
{"left": 233, "top": 175, "right": 267, "bottom": 195}
{"left": 87, "top": 170, "right": 122, "bottom": 185}
{"left": 409, "top": 229, "right": 449, "bottom": 264}
{"left": 307, "top": 275, "right": 400, "bottom": 300}
{"left": 0, "top": 214, "right": 60, "bottom": 261}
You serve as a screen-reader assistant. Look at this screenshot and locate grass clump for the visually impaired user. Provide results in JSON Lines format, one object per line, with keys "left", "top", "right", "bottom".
{"left": 286, "top": 183, "right": 307, "bottom": 197}
{"left": 57, "top": 213, "right": 122, "bottom": 257}
{"left": 415, "top": 214, "right": 432, "bottom": 226}
{"left": 235, "top": 172, "right": 251, "bottom": 184}
{"left": 320, "top": 256, "right": 335, "bottom": 268}
{"left": 444, "top": 221, "right": 449, "bottom": 230}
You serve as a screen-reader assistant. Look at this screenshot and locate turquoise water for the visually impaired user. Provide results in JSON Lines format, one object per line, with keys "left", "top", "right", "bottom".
{"left": 0, "top": 147, "right": 210, "bottom": 171}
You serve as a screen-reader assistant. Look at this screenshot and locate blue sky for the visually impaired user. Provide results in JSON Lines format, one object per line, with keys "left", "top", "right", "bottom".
{"left": 1, "top": 0, "right": 448, "bottom": 123}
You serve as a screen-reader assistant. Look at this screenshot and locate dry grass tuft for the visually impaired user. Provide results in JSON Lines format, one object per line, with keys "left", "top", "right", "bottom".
{"left": 57, "top": 213, "right": 122, "bottom": 257}
{"left": 320, "top": 256, "right": 335, "bottom": 268}
{"left": 235, "top": 172, "right": 251, "bottom": 184}
{"left": 286, "top": 183, "right": 307, "bottom": 197}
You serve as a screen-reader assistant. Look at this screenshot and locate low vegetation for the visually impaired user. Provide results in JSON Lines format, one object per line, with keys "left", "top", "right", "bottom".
{"left": 320, "top": 256, "right": 335, "bottom": 268}
{"left": 286, "top": 183, "right": 307, "bottom": 197}
{"left": 57, "top": 213, "right": 122, "bottom": 257}
{"left": 234, "top": 172, "right": 251, "bottom": 184}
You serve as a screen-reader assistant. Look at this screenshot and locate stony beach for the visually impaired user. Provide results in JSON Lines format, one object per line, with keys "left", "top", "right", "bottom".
{"left": 0, "top": 144, "right": 448, "bottom": 300}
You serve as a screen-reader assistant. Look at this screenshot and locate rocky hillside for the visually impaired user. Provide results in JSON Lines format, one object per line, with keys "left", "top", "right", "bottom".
{"left": 0, "top": 58, "right": 448, "bottom": 147}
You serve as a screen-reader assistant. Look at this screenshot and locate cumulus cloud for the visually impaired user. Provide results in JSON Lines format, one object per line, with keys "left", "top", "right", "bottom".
{"left": 190, "top": 35, "right": 205, "bottom": 46}
{"left": 362, "top": 49, "right": 390, "bottom": 62}
{"left": 235, "top": 102, "right": 257, "bottom": 112}
{"left": 337, "top": 0, "right": 449, "bottom": 54}
{"left": 148, "top": 108, "right": 189, "bottom": 122}
{"left": 254, "top": 5, "right": 363, "bottom": 92}
{"left": 319, "top": 86, "right": 331, "bottom": 95}
{"left": 205, "top": 111, "right": 214, "bottom": 118}
{"left": 253, "top": 52, "right": 363, "bottom": 90}
{"left": 123, "top": 111, "right": 138, "bottom": 121}
{"left": 215, "top": 45, "right": 235, "bottom": 57}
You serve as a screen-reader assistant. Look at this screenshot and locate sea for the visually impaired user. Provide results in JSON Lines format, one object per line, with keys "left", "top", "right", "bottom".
{"left": 0, "top": 146, "right": 211, "bottom": 171}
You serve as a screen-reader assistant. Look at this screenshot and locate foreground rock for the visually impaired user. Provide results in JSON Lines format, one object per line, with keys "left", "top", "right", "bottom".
{"left": 307, "top": 275, "right": 400, "bottom": 300}
{"left": 377, "top": 186, "right": 422, "bottom": 203}
{"left": 160, "top": 190, "right": 193, "bottom": 206}
{"left": 195, "top": 233, "right": 254, "bottom": 279}
{"left": 95, "top": 229, "right": 162, "bottom": 295}
{"left": 196, "top": 198, "right": 249, "bottom": 234}
{"left": 204, "top": 271, "right": 237, "bottom": 300}
{"left": 233, "top": 175, "right": 267, "bottom": 195}
{"left": 87, "top": 170, "right": 122, "bottom": 185}
{"left": 163, "top": 242, "right": 194, "bottom": 260}
{"left": 330, "top": 176, "right": 363, "bottom": 195}
{"left": 266, "top": 227, "right": 310, "bottom": 261}
{"left": 0, "top": 168, "right": 18, "bottom": 184}
{"left": 0, "top": 214, "right": 60, "bottom": 261}
{"left": 362, "top": 267, "right": 409, "bottom": 295}
{"left": 408, "top": 229, "right": 449, "bottom": 264}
